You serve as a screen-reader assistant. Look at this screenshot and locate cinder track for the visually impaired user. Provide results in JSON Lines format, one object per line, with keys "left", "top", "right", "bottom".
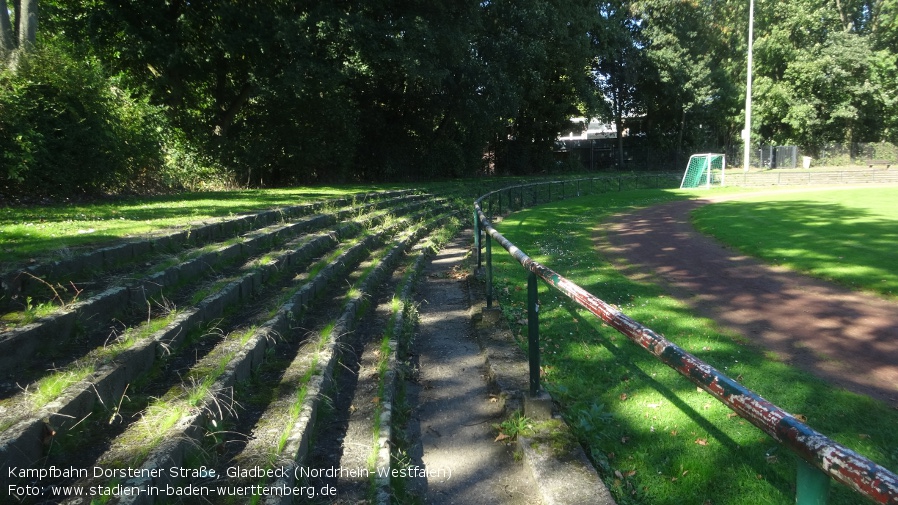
{"left": 600, "top": 196, "right": 898, "bottom": 408}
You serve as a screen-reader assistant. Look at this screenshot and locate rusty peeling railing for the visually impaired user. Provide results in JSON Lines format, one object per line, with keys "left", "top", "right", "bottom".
{"left": 473, "top": 177, "right": 898, "bottom": 505}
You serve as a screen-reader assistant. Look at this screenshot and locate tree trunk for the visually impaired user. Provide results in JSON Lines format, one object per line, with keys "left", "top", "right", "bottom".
{"left": 677, "top": 107, "right": 686, "bottom": 164}
{"left": 0, "top": 4, "right": 14, "bottom": 55}
{"left": 18, "top": 0, "right": 37, "bottom": 50}
{"left": 1, "top": 0, "right": 37, "bottom": 66}
{"left": 833, "top": 0, "right": 851, "bottom": 31}
{"left": 614, "top": 87, "right": 624, "bottom": 168}
{"left": 213, "top": 82, "right": 252, "bottom": 137}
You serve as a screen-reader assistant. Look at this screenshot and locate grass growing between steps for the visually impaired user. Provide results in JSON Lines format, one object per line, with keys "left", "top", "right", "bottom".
{"left": 274, "top": 322, "right": 331, "bottom": 458}
{"left": 691, "top": 186, "right": 898, "bottom": 300}
{"left": 489, "top": 188, "right": 898, "bottom": 505}
{"left": 0, "top": 308, "right": 182, "bottom": 434}
{"left": 375, "top": 218, "right": 461, "bottom": 501}
{"left": 100, "top": 323, "right": 248, "bottom": 467}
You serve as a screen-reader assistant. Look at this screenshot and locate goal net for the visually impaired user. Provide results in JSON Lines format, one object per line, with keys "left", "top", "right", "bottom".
{"left": 680, "top": 153, "right": 726, "bottom": 188}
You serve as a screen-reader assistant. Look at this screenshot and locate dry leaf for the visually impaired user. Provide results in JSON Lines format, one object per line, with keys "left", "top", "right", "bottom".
{"left": 495, "top": 433, "right": 510, "bottom": 442}
{"left": 695, "top": 438, "right": 708, "bottom": 446}
{"left": 794, "top": 414, "right": 808, "bottom": 422}
{"left": 726, "top": 412, "right": 739, "bottom": 419}
{"left": 670, "top": 430, "right": 678, "bottom": 436}
{"left": 620, "top": 393, "right": 629, "bottom": 401}
{"left": 620, "top": 436, "right": 630, "bottom": 444}
{"left": 625, "top": 470, "right": 636, "bottom": 477}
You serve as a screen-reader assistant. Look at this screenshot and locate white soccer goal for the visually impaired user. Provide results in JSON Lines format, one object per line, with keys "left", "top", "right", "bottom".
{"left": 680, "top": 153, "right": 726, "bottom": 188}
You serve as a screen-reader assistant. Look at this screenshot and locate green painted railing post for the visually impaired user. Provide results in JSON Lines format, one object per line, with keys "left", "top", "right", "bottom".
{"left": 796, "top": 458, "right": 830, "bottom": 505}
{"left": 486, "top": 234, "right": 493, "bottom": 308}
{"left": 474, "top": 209, "right": 482, "bottom": 268}
{"left": 527, "top": 271, "right": 540, "bottom": 396}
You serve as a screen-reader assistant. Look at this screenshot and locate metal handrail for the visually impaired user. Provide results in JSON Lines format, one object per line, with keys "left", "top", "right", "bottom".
{"left": 474, "top": 179, "right": 898, "bottom": 504}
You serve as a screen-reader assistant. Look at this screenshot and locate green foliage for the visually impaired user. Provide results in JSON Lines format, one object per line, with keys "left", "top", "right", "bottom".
{"left": 3, "top": 0, "right": 895, "bottom": 198}
{"left": 0, "top": 44, "right": 167, "bottom": 199}
{"left": 496, "top": 412, "right": 533, "bottom": 440}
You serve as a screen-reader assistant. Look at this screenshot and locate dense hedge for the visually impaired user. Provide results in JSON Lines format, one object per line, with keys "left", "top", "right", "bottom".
{"left": 0, "top": 47, "right": 169, "bottom": 200}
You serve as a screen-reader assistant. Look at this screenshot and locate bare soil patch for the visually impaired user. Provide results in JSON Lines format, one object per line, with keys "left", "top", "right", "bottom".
{"left": 599, "top": 197, "right": 898, "bottom": 407}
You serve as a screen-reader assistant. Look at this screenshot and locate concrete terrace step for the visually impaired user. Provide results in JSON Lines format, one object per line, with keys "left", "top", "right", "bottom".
{"left": 0, "top": 194, "right": 431, "bottom": 374}
{"left": 0, "top": 190, "right": 417, "bottom": 306}
{"left": 1, "top": 194, "right": 460, "bottom": 503}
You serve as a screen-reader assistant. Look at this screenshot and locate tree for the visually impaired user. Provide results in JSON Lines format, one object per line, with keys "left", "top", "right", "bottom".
{"left": 591, "top": 0, "right": 643, "bottom": 167}
{"left": 478, "top": 0, "right": 600, "bottom": 174}
{"left": 631, "top": 0, "right": 742, "bottom": 157}
{"left": 1, "top": 0, "right": 38, "bottom": 64}
{"left": 749, "top": 0, "right": 895, "bottom": 148}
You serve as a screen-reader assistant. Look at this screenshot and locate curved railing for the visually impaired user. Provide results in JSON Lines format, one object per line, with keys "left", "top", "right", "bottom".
{"left": 473, "top": 177, "right": 898, "bottom": 505}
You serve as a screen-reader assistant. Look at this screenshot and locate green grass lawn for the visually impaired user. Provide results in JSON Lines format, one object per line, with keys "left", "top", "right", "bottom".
{"left": 490, "top": 188, "right": 898, "bottom": 505}
{"left": 691, "top": 187, "right": 898, "bottom": 299}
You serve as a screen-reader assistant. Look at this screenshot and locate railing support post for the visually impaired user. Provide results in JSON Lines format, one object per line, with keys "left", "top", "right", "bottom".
{"left": 796, "top": 458, "right": 830, "bottom": 505}
{"left": 486, "top": 234, "right": 493, "bottom": 308}
{"left": 527, "top": 271, "right": 540, "bottom": 396}
{"left": 474, "top": 209, "right": 482, "bottom": 268}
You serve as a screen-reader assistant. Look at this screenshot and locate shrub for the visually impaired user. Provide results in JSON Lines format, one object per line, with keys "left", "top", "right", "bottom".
{"left": 0, "top": 46, "right": 166, "bottom": 200}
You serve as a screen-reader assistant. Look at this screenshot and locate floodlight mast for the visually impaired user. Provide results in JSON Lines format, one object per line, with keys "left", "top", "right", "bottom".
{"left": 742, "top": 0, "right": 755, "bottom": 172}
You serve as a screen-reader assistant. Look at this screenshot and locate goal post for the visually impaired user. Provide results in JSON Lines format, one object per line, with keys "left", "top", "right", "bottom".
{"left": 680, "top": 153, "right": 726, "bottom": 189}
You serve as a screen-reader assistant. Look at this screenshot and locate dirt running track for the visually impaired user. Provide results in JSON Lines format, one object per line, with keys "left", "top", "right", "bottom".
{"left": 600, "top": 196, "right": 898, "bottom": 408}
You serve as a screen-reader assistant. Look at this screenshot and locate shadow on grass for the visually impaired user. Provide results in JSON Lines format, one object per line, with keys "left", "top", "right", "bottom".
{"left": 692, "top": 199, "right": 898, "bottom": 298}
